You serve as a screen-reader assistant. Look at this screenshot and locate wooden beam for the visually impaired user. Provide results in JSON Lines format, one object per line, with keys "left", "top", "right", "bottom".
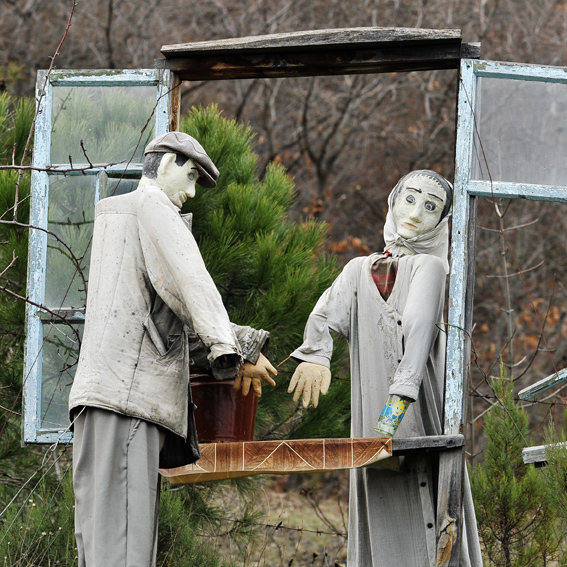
{"left": 393, "top": 434, "right": 464, "bottom": 455}
{"left": 523, "top": 442, "right": 567, "bottom": 466}
{"left": 159, "top": 435, "right": 464, "bottom": 484}
{"left": 155, "top": 27, "right": 476, "bottom": 81}
{"left": 161, "top": 28, "right": 462, "bottom": 56}
{"left": 161, "top": 437, "right": 392, "bottom": 484}
{"left": 523, "top": 444, "right": 548, "bottom": 465}
{"left": 436, "top": 449, "right": 464, "bottom": 566}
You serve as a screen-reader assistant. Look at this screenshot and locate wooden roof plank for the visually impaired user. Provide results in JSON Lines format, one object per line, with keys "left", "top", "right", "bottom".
{"left": 161, "top": 27, "right": 462, "bottom": 57}
{"left": 156, "top": 42, "right": 466, "bottom": 81}
{"left": 155, "top": 27, "right": 476, "bottom": 80}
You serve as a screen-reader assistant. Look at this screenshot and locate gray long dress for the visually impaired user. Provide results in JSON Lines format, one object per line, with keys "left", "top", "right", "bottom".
{"left": 291, "top": 252, "right": 482, "bottom": 567}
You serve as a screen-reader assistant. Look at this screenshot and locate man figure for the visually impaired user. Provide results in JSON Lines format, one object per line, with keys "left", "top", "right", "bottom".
{"left": 69, "top": 131, "right": 276, "bottom": 567}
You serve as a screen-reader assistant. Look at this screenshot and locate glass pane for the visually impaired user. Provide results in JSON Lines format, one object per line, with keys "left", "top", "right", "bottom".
{"left": 51, "top": 85, "right": 156, "bottom": 165}
{"left": 45, "top": 175, "right": 94, "bottom": 310}
{"left": 41, "top": 322, "right": 83, "bottom": 430}
{"left": 472, "top": 77, "right": 567, "bottom": 187}
{"left": 103, "top": 176, "right": 139, "bottom": 198}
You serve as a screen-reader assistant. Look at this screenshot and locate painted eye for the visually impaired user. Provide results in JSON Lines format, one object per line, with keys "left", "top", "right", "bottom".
{"left": 425, "top": 201, "right": 436, "bottom": 212}
{"left": 405, "top": 195, "right": 415, "bottom": 204}
{"left": 188, "top": 172, "right": 196, "bottom": 181}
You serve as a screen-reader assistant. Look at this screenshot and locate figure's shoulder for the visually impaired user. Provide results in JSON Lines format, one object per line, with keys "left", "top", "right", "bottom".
{"left": 336, "top": 254, "right": 379, "bottom": 285}
{"left": 344, "top": 253, "right": 379, "bottom": 271}
{"left": 95, "top": 190, "right": 137, "bottom": 215}
{"left": 347, "top": 253, "right": 380, "bottom": 265}
{"left": 137, "top": 183, "right": 168, "bottom": 203}
{"left": 400, "top": 253, "right": 446, "bottom": 279}
{"left": 135, "top": 183, "right": 179, "bottom": 214}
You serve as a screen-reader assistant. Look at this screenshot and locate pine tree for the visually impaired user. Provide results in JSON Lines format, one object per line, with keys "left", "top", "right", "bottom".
{"left": 541, "top": 414, "right": 567, "bottom": 566}
{"left": 0, "top": 92, "right": 39, "bottom": 512}
{"left": 180, "top": 104, "right": 349, "bottom": 438}
{"left": 470, "top": 367, "right": 563, "bottom": 566}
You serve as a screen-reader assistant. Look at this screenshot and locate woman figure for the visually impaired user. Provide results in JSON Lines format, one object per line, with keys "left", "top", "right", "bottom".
{"left": 288, "top": 170, "right": 481, "bottom": 567}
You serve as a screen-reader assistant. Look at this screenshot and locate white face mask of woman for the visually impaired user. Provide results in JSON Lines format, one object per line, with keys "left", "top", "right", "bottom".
{"left": 391, "top": 175, "right": 447, "bottom": 239}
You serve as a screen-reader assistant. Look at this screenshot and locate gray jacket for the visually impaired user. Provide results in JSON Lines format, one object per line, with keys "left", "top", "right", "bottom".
{"left": 69, "top": 184, "right": 265, "bottom": 438}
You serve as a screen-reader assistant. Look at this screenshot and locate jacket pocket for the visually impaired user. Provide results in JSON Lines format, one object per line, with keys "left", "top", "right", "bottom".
{"left": 144, "top": 315, "right": 167, "bottom": 356}
{"left": 143, "top": 315, "right": 184, "bottom": 361}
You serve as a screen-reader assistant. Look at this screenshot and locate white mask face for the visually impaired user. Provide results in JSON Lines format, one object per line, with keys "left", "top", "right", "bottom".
{"left": 156, "top": 154, "right": 200, "bottom": 208}
{"left": 392, "top": 176, "right": 447, "bottom": 239}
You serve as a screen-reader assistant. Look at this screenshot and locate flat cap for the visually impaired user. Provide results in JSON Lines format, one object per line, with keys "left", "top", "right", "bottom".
{"left": 144, "top": 131, "right": 219, "bottom": 188}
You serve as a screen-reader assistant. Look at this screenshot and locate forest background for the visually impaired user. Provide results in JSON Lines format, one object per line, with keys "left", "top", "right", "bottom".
{"left": 3, "top": 0, "right": 567, "bottom": 565}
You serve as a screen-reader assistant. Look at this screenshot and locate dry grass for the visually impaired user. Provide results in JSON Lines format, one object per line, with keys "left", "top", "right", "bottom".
{"left": 209, "top": 471, "right": 350, "bottom": 567}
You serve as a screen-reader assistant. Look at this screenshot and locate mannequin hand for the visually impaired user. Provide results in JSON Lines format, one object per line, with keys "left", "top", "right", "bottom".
{"left": 288, "top": 362, "right": 331, "bottom": 409}
{"left": 234, "top": 353, "right": 277, "bottom": 397}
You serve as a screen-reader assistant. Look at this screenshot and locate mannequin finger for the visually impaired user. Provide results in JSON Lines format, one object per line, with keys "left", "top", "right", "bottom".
{"left": 302, "top": 379, "right": 312, "bottom": 409}
{"left": 320, "top": 370, "right": 332, "bottom": 395}
{"left": 262, "top": 372, "right": 276, "bottom": 387}
{"left": 234, "top": 373, "right": 243, "bottom": 391}
{"left": 242, "top": 376, "right": 252, "bottom": 397}
{"left": 292, "top": 375, "right": 306, "bottom": 403}
{"left": 288, "top": 369, "right": 300, "bottom": 393}
{"left": 252, "top": 377, "right": 262, "bottom": 397}
{"left": 264, "top": 358, "right": 278, "bottom": 376}
{"left": 312, "top": 382, "right": 320, "bottom": 408}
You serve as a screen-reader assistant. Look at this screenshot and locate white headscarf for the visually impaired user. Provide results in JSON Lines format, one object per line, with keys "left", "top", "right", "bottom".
{"left": 383, "top": 170, "right": 452, "bottom": 274}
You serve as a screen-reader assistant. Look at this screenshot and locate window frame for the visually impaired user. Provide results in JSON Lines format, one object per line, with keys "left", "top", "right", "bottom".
{"left": 445, "top": 59, "right": 567, "bottom": 435}
{"left": 23, "top": 68, "right": 174, "bottom": 444}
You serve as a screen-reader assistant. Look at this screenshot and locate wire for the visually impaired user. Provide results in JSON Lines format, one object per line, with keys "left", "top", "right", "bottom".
{"left": 193, "top": 512, "right": 348, "bottom": 538}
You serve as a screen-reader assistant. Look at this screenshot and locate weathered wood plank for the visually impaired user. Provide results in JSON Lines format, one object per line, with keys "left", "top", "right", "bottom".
{"left": 161, "top": 28, "right": 462, "bottom": 57}
{"left": 161, "top": 437, "right": 393, "bottom": 484}
{"left": 156, "top": 27, "right": 472, "bottom": 80}
{"left": 434, "top": 60, "right": 478, "bottom": 567}
{"left": 523, "top": 444, "right": 548, "bottom": 465}
{"left": 159, "top": 435, "right": 464, "bottom": 484}
{"left": 460, "top": 42, "right": 481, "bottom": 59}
{"left": 392, "top": 434, "right": 464, "bottom": 454}
{"left": 436, "top": 449, "right": 464, "bottom": 567}
{"left": 522, "top": 442, "right": 567, "bottom": 466}
{"left": 519, "top": 368, "right": 567, "bottom": 400}
{"left": 156, "top": 45, "right": 464, "bottom": 81}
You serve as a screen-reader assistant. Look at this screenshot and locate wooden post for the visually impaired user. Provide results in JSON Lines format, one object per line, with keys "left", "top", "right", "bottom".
{"left": 170, "top": 72, "right": 182, "bottom": 132}
{"left": 436, "top": 188, "right": 478, "bottom": 566}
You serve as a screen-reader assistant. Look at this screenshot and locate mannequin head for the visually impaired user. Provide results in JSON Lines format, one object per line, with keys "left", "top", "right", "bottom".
{"left": 142, "top": 131, "right": 219, "bottom": 208}
{"left": 390, "top": 170, "right": 452, "bottom": 239}
{"left": 154, "top": 153, "right": 199, "bottom": 208}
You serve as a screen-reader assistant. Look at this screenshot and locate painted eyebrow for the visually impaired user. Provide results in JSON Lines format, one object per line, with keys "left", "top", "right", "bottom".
{"left": 427, "top": 192, "right": 444, "bottom": 202}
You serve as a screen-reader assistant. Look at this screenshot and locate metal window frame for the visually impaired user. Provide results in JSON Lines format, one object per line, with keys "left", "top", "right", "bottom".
{"left": 445, "top": 59, "right": 567, "bottom": 436}
{"left": 23, "top": 68, "right": 174, "bottom": 444}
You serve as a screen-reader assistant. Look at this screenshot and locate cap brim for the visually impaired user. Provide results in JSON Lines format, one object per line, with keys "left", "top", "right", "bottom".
{"left": 195, "top": 164, "right": 216, "bottom": 188}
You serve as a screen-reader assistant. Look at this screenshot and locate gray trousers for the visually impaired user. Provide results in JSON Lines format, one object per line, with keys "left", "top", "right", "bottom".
{"left": 72, "top": 407, "right": 166, "bottom": 567}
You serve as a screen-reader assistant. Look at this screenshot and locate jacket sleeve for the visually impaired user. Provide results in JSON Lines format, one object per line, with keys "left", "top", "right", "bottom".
{"left": 137, "top": 186, "right": 241, "bottom": 372}
{"left": 290, "top": 258, "right": 361, "bottom": 367}
{"left": 388, "top": 255, "right": 446, "bottom": 401}
{"left": 189, "top": 324, "right": 269, "bottom": 371}
{"left": 231, "top": 324, "right": 270, "bottom": 364}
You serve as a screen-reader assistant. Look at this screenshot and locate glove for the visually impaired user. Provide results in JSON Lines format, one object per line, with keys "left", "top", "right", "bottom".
{"left": 288, "top": 361, "right": 331, "bottom": 409}
{"left": 234, "top": 352, "right": 277, "bottom": 397}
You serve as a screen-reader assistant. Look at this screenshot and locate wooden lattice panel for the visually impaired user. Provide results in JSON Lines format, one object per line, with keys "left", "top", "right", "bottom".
{"left": 160, "top": 437, "right": 393, "bottom": 484}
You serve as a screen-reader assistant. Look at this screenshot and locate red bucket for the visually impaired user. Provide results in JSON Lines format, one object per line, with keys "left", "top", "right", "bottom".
{"left": 190, "top": 373, "right": 259, "bottom": 443}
